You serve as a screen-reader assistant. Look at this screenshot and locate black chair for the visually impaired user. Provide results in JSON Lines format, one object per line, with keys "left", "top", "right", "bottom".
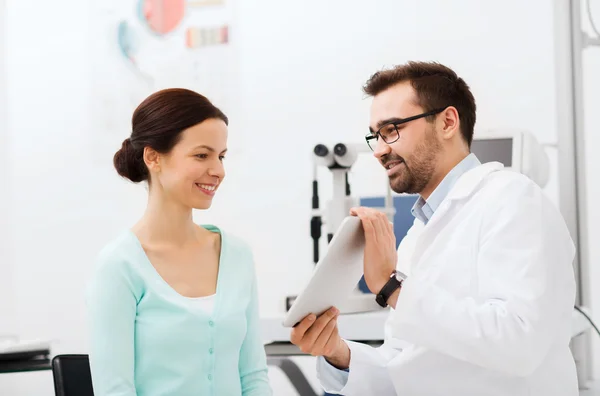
{"left": 51, "top": 354, "right": 94, "bottom": 396}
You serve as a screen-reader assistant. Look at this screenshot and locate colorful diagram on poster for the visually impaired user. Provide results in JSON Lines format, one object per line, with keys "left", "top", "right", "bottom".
{"left": 90, "top": 0, "right": 235, "bottom": 167}
{"left": 186, "top": 25, "right": 228, "bottom": 48}
{"left": 138, "top": 0, "right": 186, "bottom": 35}
{"left": 117, "top": 0, "right": 229, "bottom": 59}
{"left": 112, "top": 0, "right": 231, "bottom": 89}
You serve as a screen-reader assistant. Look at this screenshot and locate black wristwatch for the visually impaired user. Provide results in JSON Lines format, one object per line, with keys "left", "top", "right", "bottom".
{"left": 375, "top": 270, "right": 407, "bottom": 308}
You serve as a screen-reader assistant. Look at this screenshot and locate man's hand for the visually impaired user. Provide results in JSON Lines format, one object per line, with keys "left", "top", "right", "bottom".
{"left": 289, "top": 307, "right": 351, "bottom": 370}
{"left": 350, "top": 207, "right": 398, "bottom": 295}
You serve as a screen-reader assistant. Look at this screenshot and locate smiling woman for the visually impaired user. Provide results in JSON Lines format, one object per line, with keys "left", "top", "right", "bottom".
{"left": 113, "top": 89, "right": 227, "bottom": 182}
{"left": 87, "top": 88, "right": 272, "bottom": 396}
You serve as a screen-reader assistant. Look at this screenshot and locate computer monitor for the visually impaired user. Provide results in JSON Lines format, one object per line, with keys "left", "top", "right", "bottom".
{"left": 471, "top": 137, "right": 514, "bottom": 168}
{"left": 471, "top": 129, "right": 549, "bottom": 188}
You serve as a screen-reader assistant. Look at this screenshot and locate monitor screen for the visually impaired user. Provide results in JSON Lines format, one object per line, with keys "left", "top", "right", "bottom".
{"left": 470, "top": 138, "right": 513, "bottom": 167}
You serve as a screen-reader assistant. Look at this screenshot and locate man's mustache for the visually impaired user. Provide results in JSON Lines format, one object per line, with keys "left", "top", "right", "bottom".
{"left": 381, "top": 154, "right": 405, "bottom": 167}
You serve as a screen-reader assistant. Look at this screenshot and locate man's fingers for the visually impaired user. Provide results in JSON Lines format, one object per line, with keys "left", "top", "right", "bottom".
{"left": 312, "top": 316, "right": 338, "bottom": 356}
{"left": 384, "top": 214, "right": 396, "bottom": 244}
{"left": 352, "top": 207, "right": 376, "bottom": 236}
{"left": 371, "top": 212, "right": 387, "bottom": 239}
{"left": 323, "top": 323, "right": 342, "bottom": 357}
{"left": 300, "top": 308, "right": 338, "bottom": 352}
{"left": 387, "top": 220, "right": 396, "bottom": 243}
{"left": 367, "top": 210, "right": 393, "bottom": 241}
{"left": 362, "top": 217, "right": 376, "bottom": 236}
{"left": 350, "top": 206, "right": 375, "bottom": 217}
{"left": 380, "top": 213, "right": 394, "bottom": 241}
{"left": 351, "top": 207, "right": 392, "bottom": 243}
{"left": 387, "top": 216, "right": 394, "bottom": 233}
{"left": 290, "top": 314, "right": 316, "bottom": 345}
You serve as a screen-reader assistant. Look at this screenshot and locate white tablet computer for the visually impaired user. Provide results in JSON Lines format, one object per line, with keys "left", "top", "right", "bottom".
{"left": 282, "top": 216, "right": 371, "bottom": 328}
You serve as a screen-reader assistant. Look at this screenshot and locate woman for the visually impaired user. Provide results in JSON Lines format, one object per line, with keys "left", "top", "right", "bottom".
{"left": 86, "top": 88, "right": 272, "bottom": 395}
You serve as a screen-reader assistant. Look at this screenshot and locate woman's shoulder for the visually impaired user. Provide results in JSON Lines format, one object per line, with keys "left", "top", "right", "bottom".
{"left": 87, "top": 230, "right": 146, "bottom": 301}
{"left": 93, "top": 230, "right": 144, "bottom": 278}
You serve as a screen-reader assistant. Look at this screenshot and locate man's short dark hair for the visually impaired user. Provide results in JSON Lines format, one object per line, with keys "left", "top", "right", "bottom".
{"left": 363, "top": 61, "right": 477, "bottom": 147}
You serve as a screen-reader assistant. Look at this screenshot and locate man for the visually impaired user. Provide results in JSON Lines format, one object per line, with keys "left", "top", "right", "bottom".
{"left": 290, "top": 61, "right": 578, "bottom": 395}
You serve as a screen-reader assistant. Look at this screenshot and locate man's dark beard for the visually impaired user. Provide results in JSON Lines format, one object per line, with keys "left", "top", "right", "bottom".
{"left": 384, "top": 128, "right": 441, "bottom": 195}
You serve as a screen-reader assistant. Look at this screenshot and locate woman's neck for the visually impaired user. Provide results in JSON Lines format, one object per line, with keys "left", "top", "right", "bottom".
{"left": 133, "top": 190, "right": 199, "bottom": 247}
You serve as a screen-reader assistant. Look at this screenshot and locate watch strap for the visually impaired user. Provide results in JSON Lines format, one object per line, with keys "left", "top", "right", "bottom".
{"left": 375, "top": 270, "right": 403, "bottom": 308}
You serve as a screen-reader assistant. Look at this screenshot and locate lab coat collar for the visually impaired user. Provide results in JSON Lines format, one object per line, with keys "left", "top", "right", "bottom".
{"left": 445, "top": 161, "right": 505, "bottom": 202}
{"left": 412, "top": 153, "right": 481, "bottom": 224}
{"left": 418, "top": 161, "right": 505, "bottom": 230}
{"left": 407, "top": 161, "right": 505, "bottom": 271}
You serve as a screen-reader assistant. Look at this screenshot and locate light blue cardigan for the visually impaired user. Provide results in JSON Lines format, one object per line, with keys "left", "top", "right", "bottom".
{"left": 86, "top": 225, "right": 272, "bottom": 396}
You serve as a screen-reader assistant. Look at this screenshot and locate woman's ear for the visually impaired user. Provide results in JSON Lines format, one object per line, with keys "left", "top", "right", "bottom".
{"left": 143, "top": 147, "right": 161, "bottom": 174}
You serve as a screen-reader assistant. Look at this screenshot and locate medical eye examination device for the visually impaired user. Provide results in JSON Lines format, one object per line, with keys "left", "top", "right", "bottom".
{"left": 310, "top": 142, "right": 395, "bottom": 265}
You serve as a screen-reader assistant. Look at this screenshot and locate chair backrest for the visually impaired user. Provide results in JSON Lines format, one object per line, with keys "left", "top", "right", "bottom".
{"left": 52, "top": 354, "right": 94, "bottom": 396}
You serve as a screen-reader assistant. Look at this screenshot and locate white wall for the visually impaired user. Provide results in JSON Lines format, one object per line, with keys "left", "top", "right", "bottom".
{"left": 0, "top": 0, "right": 15, "bottom": 337}
{"left": 0, "top": 0, "right": 92, "bottom": 393}
{"left": 1, "top": 0, "right": 598, "bottom": 394}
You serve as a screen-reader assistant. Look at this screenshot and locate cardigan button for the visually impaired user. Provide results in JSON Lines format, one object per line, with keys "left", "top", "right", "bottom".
{"left": 209, "top": 320, "right": 215, "bottom": 327}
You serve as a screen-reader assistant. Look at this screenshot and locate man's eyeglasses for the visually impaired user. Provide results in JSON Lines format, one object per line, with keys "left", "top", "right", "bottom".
{"left": 365, "top": 108, "right": 446, "bottom": 151}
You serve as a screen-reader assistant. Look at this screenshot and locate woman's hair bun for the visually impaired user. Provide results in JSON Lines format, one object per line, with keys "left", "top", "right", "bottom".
{"left": 113, "top": 138, "right": 147, "bottom": 183}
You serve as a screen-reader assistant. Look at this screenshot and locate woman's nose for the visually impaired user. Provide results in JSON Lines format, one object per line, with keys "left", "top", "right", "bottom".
{"left": 208, "top": 160, "right": 225, "bottom": 179}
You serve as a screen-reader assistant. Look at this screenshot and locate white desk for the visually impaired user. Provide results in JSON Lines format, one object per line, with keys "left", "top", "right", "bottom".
{"left": 262, "top": 306, "right": 592, "bottom": 361}
{"left": 262, "top": 306, "right": 591, "bottom": 347}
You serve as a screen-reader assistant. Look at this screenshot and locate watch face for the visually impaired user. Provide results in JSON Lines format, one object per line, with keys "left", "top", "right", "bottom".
{"left": 395, "top": 270, "right": 407, "bottom": 281}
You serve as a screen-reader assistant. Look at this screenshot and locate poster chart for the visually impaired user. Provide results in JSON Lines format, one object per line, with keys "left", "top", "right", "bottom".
{"left": 89, "top": 0, "right": 237, "bottom": 165}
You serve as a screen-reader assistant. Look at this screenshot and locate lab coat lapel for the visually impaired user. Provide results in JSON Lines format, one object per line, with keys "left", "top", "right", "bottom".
{"left": 408, "top": 162, "right": 505, "bottom": 272}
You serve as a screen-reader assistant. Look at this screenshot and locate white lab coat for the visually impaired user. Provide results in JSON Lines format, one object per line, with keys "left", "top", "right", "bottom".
{"left": 317, "top": 162, "right": 578, "bottom": 396}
